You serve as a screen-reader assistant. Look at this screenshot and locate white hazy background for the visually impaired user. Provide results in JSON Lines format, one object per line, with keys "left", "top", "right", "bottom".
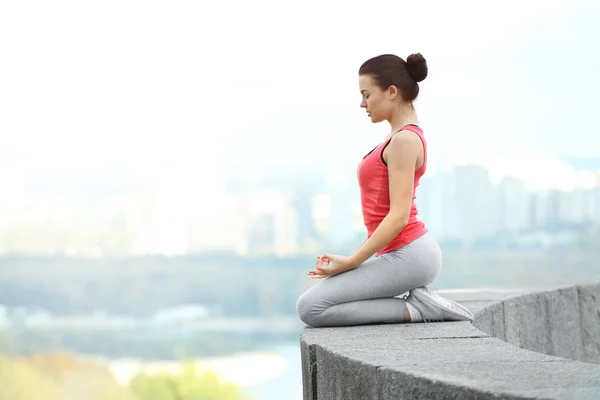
{"left": 2, "top": 0, "right": 599, "bottom": 191}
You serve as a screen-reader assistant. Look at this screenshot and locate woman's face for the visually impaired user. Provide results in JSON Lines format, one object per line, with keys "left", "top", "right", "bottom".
{"left": 359, "top": 74, "right": 396, "bottom": 124}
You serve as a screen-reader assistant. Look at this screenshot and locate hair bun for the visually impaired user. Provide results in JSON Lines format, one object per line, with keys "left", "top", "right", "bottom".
{"left": 406, "top": 53, "right": 428, "bottom": 83}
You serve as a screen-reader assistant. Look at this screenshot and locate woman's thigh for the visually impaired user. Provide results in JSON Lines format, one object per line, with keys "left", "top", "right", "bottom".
{"left": 297, "top": 233, "right": 442, "bottom": 308}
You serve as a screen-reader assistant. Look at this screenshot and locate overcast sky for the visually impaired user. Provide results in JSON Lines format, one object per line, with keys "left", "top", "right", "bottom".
{"left": 1, "top": 0, "right": 599, "bottom": 190}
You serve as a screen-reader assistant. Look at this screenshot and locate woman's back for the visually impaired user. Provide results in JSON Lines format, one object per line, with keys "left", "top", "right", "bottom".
{"left": 357, "top": 124, "right": 428, "bottom": 256}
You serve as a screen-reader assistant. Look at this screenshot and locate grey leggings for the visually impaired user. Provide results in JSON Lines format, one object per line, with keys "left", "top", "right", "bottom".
{"left": 295, "top": 232, "right": 442, "bottom": 327}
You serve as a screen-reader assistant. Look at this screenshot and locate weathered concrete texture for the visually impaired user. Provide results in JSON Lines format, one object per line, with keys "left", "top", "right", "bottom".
{"left": 473, "top": 300, "right": 506, "bottom": 341}
{"left": 300, "top": 283, "right": 600, "bottom": 400}
{"left": 380, "top": 361, "right": 600, "bottom": 400}
{"left": 547, "top": 286, "right": 585, "bottom": 361}
{"left": 299, "top": 338, "right": 317, "bottom": 400}
{"left": 579, "top": 283, "right": 600, "bottom": 364}
{"left": 485, "top": 285, "right": 588, "bottom": 363}
{"left": 302, "top": 321, "right": 487, "bottom": 344}
{"left": 503, "top": 291, "right": 554, "bottom": 355}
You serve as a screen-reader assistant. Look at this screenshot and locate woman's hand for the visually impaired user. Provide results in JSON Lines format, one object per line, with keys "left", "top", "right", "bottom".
{"left": 307, "top": 254, "right": 357, "bottom": 279}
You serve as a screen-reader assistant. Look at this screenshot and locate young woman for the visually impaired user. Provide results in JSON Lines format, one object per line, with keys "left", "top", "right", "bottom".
{"left": 295, "top": 53, "right": 474, "bottom": 327}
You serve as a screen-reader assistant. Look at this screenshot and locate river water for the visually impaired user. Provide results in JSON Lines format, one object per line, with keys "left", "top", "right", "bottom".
{"left": 103, "top": 341, "right": 303, "bottom": 400}
{"left": 245, "top": 342, "right": 303, "bottom": 400}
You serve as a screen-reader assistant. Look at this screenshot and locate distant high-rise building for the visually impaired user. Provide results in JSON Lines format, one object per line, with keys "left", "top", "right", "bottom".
{"left": 416, "top": 174, "right": 445, "bottom": 238}
{"left": 528, "top": 191, "right": 546, "bottom": 231}
{"left": 496, "top": 177, "right": 530, "bottom": 234}
{"left": 242, "top": 189, "right": 300, "bottom": 256}
{"left": 311, "top": 193, "right": 331, "bottom": 238}
{"left": 286, "top": 175, "right": 319, "bottom": 247}
{"left": 324, "top": 164, "right": 359, "bottom": 248}
{"left": 433, "top": 164, "right": 497, "bottom": 243}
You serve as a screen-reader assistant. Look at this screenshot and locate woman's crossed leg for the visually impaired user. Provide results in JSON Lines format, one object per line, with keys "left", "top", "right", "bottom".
{"left": 296, "top": 233, "right": 443, "bottom": 327}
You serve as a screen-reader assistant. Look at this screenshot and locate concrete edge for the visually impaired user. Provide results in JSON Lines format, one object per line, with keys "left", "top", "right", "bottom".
{"left": 299, "top": 282, "right": 600, "bottom": 400}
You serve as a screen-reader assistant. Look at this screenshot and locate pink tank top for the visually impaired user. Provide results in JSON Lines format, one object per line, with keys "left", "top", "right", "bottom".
{"left": 356, "top": 124, "right": 428, "bottom": 256}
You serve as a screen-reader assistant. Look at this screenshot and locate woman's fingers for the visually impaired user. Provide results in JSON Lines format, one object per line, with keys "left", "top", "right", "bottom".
{"left": 308, "top": 269, "right": 328, "bottom": 278}
{"left": 310, "top": 272, "right": 327, "bottom": 279}
{"left": 310, "top": 255, "right": 331, "bottom": 278}
{"left": 318, "top": 255, "right": 331, "bottom": 264}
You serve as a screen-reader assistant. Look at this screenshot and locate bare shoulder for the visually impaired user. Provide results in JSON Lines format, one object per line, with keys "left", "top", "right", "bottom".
{"left": 389, "top": 129, "right": 422, "bottom": 151}
{"left": 386, "top": 129, "right": 423, "bottom": 164}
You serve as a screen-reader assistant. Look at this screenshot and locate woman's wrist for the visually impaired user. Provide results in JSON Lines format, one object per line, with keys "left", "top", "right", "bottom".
{"left": 347, "top": 253, "right": 367, "bottom": 269}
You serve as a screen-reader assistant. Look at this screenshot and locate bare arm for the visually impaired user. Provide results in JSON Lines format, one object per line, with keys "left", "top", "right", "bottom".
{"left": 347, "top": 131, "right": 423, "bottom": 267}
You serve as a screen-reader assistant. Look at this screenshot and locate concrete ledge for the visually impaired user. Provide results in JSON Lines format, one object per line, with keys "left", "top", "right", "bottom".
{"left": 300, "top": 283, "right": 600, "bottom": 399}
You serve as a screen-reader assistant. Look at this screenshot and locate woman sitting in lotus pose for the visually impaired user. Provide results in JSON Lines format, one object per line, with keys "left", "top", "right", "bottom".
{"left": 296, "top": 53, "right": 474, "bottom": 327}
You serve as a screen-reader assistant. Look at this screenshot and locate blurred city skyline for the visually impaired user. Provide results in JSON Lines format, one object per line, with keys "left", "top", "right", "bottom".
{"left": 2, "top": 157, "right": 600, "bottom": 257}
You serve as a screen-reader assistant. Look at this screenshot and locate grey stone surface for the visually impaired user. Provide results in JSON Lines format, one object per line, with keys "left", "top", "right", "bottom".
{"left": 299, "top": 338, "right": 316, "bottom": 400}
{"left": 302, "top": 321, "right": 487, "bottom": 345}
{"left": 548, "top": 286, "right": 585, "bottom": 361}
{"left": 579, "top": 282, "right": 600, "bottom": 364}
{"left": 504, "top": 291, "right": 553, "bottom": 355}
{"left": 300, "top": 283, "right": 600, "bottom": 400}
{"left": 473, "top": 300, "right": 506, "bottom": 341}
{"left": 517, "top": 387, "right": 600, "bottom": 400}
{"left": 380, "top": 360, "right": 600, "bottom": 400}
{"left": 320, "top": 337, "right": 562, "bottom": 366}
{"left": 316, "top": 346, "right": 379, "bottom": 400}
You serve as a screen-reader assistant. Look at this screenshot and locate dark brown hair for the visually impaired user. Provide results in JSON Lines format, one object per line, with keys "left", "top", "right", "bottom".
{"left": 359, "top": 53, "right": 428, "bottom": 102}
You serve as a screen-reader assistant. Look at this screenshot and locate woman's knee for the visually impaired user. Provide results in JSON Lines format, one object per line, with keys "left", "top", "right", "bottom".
{"left": 296, "top": 290, "right": 325, "bottom": 327}
{"left": 295, "top": 291, "right": 314, "bottom": 326}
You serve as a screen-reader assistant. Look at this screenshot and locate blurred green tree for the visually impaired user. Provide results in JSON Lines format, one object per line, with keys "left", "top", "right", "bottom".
{"left": 0, "top": 354, "right": 63, "bottom": 400}
{"left": 129, "top": 362, "right": 249, "bottom": 400}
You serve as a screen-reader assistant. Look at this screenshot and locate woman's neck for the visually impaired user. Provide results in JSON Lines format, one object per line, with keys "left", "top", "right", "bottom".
{"left": 388, "top": 105, "right": 418, "bottom": 134}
